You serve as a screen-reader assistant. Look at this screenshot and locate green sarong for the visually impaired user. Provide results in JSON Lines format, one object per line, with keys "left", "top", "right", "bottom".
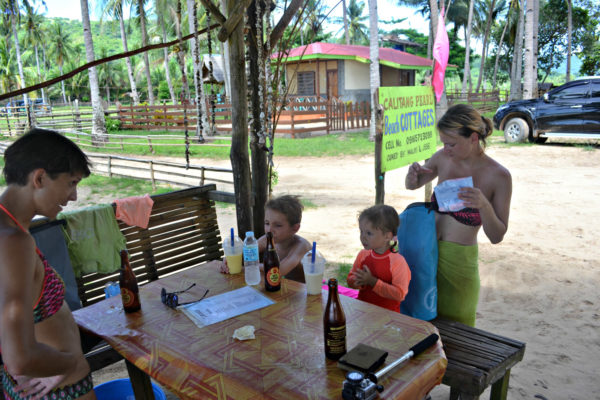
{"left": 437, "top": 240, "right": 479, "bottom": 327}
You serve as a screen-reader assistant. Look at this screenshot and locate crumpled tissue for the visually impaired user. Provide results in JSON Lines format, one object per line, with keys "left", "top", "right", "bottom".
{"left": 232, "top": 325, "right": 256, "bottom": 340}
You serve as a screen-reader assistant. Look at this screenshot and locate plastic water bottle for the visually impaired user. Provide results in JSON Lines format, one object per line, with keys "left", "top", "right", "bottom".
{"left": 243, "top": 231, "right": 260, "bottom": 285}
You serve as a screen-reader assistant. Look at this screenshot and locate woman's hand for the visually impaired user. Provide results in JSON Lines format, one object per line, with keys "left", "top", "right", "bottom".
{"left": 458, "top": 186, "right": 489, "bottom": 210}
{"left": 14, "top": 374, "right": 65, "bottom": 400}
{"left": 405, "top": 162, "right": 433, "bottom": 190}
{"left": 352, "top": 265, "right": 378, "bottom": 287}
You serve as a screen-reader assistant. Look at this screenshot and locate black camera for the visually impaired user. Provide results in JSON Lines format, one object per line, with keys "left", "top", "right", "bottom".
{"left": 341, "top": 371, "right": 383, "bottom": 400}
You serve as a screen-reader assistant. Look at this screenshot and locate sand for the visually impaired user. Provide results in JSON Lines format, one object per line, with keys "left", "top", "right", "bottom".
{"left": 89, "top": 138, "right": 600, "bottom": 398}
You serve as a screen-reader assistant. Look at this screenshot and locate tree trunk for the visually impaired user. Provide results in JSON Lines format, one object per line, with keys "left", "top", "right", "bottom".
{"left": 139, "top": 0, "right": 155, "bottom": 105}
{"left": 159, "top": 13, "right": 177, "bottom": 105}
{"left": 119, "top": 6, "right": 140, "bottom": 105}
{"left": 533, "top": 0, "right": 539, "bottom": 97}
{"left": 492, "top": 11, "right": 511, "bottom": 90}
{"left": 368, "top": 0, "right": 380, "bottom": 142}
{"left": 34, "top": 46, "right": 47, "bottom": 104}
{"left": 11, "top": 18, "right": 28, "bottom": 105}
{"left": 80, "top": 0, "right": 107, "bottom": 137}
{"left": 566, "top": 0, "right": 572, "bottom": 82}
{"left": 475, "top": 0, "right": 497, "bottom": 93}
{"left": 227, "top": 0, "right": 253, "bottom": 236}
{"left": 248, "top": 0, "right": 268, "bottom": 238}
{"left": 509, "top": 0, "right": 525, "bottom": 101}
{"left": 461, "top": 0, "right": 474, "bottom": 98}
{"left": 59, "top": 64, "right": 67, "bottom": 104}
{"left": 342, "top": 0, "right": 350, "bottom": 45}
{"left": 523, "top": 0, "right": 535, "bottom": 99}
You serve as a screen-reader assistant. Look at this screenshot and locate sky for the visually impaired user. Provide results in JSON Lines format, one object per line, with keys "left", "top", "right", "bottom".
{"left": 40, "top": 0, "right": 430, "bottom": 36}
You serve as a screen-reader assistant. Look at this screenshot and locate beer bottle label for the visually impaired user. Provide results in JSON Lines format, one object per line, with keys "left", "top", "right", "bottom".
{"left": 121, "top": 287, "right": 135, "bottom": 307}
{"left": 266, "top": 267, "right": 280, "bottom": 286}
{"left": 326, "top": 325, "right": 346, "bottom": 354}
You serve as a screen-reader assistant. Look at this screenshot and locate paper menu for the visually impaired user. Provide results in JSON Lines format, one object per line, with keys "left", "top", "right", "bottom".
{"left": 181, "top": 285, "right": 274, "bottom": 327}
{"left": 433, "top": 176, "right": 474, "bottom": 212}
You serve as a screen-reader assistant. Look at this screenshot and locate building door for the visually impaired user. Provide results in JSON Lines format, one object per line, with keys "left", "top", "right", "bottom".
{"left": 327, "top": 70, "right": 338, "bottom": 100}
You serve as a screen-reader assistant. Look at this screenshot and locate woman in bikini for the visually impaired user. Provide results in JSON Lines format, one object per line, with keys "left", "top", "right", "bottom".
{"left": 0, "top": 129, "right": 96, "bottom": 399}
{"left": 405, "top": 104, "right": 512, "bottom": 326}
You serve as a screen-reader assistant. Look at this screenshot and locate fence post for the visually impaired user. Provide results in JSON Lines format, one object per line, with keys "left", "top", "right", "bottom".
{"left": 108, "top": 156, "right": 112, "bottom": 178}
{"left": 326, "top": 99, "right": 330, "bottom": 135}
{"left": 148, "top": 138, "right": 153, "bottom": 153}
{"left": 74, "top": 100, "right": 82, "bottom": 132}
{"left": 200, "top": 167, "right": 205, "bottom": 186}
{"left": 149, "top": 161, "right": 156, "bottom": 191}
{"left": 120, "top": 137, "right": 124, "bottom": 150}
{"left": 5, "top": 113, "right": 11, "bottom": 136}
{"left": 26, "top": 103, "right": 33, "bottom": 130}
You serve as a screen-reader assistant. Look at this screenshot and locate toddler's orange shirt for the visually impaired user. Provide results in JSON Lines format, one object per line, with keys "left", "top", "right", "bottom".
{"left": 347, "top": 249, "right": 411, "bottom": 312}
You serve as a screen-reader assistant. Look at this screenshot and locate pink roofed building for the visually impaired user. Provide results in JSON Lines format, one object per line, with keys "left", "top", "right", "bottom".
{"left": 276, "top": 42, "right": 433, "bottom": 103}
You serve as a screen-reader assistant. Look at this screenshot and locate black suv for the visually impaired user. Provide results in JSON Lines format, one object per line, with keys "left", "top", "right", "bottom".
{"left": 493, "top": 77, "right": 600, "bottom": 143}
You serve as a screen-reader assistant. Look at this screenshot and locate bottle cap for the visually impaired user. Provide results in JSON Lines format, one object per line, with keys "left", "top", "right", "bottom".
{"left": 246, "top": 231, "right": 254, "bottom": 237}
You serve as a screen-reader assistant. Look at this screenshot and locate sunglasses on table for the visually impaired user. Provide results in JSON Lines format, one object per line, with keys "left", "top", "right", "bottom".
{"left": 161, "top": 283, "right": 209, "bottom": 309}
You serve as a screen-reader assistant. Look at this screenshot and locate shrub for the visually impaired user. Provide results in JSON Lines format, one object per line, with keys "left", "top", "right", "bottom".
{"left": 105, "top": 117, "right": 121, "bottom": 132}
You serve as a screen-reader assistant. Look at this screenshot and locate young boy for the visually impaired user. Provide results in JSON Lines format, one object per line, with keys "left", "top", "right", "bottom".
{"left": 220, "top": 195, "right": 312, "bottom": 283}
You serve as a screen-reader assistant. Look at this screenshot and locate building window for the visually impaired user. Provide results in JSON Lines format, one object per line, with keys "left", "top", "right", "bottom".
{"left": 297, "top": 71, "right": 315, "bottom": 95}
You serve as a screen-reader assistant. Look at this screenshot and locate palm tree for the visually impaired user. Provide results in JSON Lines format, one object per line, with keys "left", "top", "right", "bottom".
{"left": 0, "top": 41, "right": 17, "bottom": 94}
{"left": 6, "top": 0, "right": 28, "bottom": 105}
{"left": 509, "top": 0, "right": 524, "bottom": 100}
{"left": 156, "top": 0, "right": 177, "bottom": 104}
{"left": 347, "top": 0, "right": 369, "bottom": 44}
{"left": 134, "top": 0, "right": 155, "bottom": 104}
{"left": 80, "top": 0, "right": 108, "bottom": 137}
{"left": 566, "top": 0, "right": 572, "bottom": 81}
{"left": 342, "top": 0, "right": 350, "bottom": 45}
{"left": 474, "top": 0, "right": 503, "bottom": 92}
{"left": 522, "top": 0, "right": 538, "bottom": 99}
{"left": 461, "top": 0, "right": 475, "bottom": 96}
{"left": 492, "top": 2, "right": 515, "bottom": 89}
{"left": 22, "top": 2, "right": 46, "bottom": 103}
{"left": 49, "top": 22, "right": 75, "bottom": 104}
{"left": 99, "top": 0, "right": 141, "bottom": 105}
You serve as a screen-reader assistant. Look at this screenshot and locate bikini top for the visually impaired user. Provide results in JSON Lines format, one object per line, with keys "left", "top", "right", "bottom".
{"left": 430, "top": 193, "right": 482, "bottom": 227}
{"left": 0, "top": 204, "right": 65, "bottom": 323}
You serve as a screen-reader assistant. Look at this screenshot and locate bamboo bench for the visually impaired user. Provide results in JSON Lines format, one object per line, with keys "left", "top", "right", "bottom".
{"left": 28, "top": 184, "right": 229, "bottom": 372}
{"left": 431, "top": 318, "right": 526, "bottom": 400}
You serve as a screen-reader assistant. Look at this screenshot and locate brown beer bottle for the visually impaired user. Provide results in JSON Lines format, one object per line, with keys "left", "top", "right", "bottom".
{"left": 263, "top": 232, "right": 281, "bottom": 292}
{"left": 119, "top": 250, "right": 141, "bottom": 313}
{"left": 323, "top": 278, "right": 346, "bottom": 360}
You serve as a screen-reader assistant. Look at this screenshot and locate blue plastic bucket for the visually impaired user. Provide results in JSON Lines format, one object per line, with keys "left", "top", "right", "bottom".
{"left": 94, "top": 378, "right": 167, "bottom": 400}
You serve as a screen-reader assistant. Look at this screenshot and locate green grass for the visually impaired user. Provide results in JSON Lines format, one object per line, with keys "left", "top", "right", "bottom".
{"left": 65, "top": 129, "right": 374, "bottom": 160}
{"left": 79, "top": 174, "right": 172, "bottom": 198}
{"left": 333, "top": 262, "right": 352, "bottom": 287}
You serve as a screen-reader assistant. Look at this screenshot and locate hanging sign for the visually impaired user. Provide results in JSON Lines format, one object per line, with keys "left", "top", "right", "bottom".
{"left": 379, "top": 86, "right": 437, "bottom": 172}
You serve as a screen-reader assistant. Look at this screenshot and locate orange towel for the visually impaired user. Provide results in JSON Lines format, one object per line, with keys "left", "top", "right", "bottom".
{"left": 114, "top": 194, "right": 154, "bottom": 229}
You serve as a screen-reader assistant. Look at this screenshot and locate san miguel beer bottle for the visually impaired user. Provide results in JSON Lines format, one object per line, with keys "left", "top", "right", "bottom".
{"left": 263, "top": 232, "right": 281, "bottom": 292}
{"left": 324, "top": 278, "right": 346, "bottom": 360}
{"left": 119, "top": 250, "right": 141, "bottom": 313}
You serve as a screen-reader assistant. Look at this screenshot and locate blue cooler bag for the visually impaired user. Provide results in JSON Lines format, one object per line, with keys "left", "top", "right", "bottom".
{"left": 397, "top": 202, "right": 438, "bottom": 321}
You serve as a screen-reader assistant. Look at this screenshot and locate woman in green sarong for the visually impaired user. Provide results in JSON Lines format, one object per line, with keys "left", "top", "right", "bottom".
{"left": 404, "top": 104, "right": 512, "bottom": 326}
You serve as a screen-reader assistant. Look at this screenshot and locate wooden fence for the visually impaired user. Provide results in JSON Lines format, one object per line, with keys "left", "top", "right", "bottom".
{"left": 87, "top": 153, "right": 234, "bottom": 191}
{"left": 446, "top": 89, "right": 506, "bottom": 113}
{"left": 117, "top": 98, "right": 371, "bottom": 138}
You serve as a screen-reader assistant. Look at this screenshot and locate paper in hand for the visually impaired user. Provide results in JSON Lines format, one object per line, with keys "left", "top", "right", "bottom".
{"left": 434, "top": 176, "right": 474, "bottom": 212}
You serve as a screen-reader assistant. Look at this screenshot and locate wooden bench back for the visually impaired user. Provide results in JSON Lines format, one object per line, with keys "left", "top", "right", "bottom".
{"left": 31, "top": 184, "right": 224, "bottom": 307}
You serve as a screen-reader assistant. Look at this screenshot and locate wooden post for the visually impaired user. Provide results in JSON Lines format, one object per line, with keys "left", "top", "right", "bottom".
{"left": 5, "top": 113, "right": 11, "bottom": 136}
{"left": 200, "top": 167, "right": 205, "bottom": 186}
{"left": 26, "top": 103, "right": 33, "bottom": 130}
{"left": 149, "top": 161, "right": 156, "bottom": 191}
{"left": 120, "top": 137, "right": 124, "bottom": 150}
{"left": 374, "top": 89, "right": 385, "bottom": 204}
{"left": 148, "top": 138, "right": 153, "bottom": 153}
{"left": 108, "top": 156, "right": 112, "bottom": 178}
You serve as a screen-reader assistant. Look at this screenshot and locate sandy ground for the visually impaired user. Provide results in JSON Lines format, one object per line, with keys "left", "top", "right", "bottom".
{"left": 88, "top": 138, "right": 600, "bottom": 399}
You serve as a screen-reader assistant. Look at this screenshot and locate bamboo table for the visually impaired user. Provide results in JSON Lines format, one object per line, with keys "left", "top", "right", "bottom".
{"left": 73, "top": 261, "right": 446, "bottom": 399}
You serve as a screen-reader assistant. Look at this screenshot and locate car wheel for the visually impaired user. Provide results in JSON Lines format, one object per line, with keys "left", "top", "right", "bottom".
{"left": 504, "top": 118, "right": 529, "bottom": 143}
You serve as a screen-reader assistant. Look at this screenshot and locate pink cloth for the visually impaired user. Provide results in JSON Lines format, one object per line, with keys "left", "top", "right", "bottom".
{"left": 322, "top": 281, "right": 359, "bottom": 299}
{"left": 432, "top": 8, "right": 449, "bottom": 103}
{"left": 114, "top": 194, "right": 154, "bottom": 229}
